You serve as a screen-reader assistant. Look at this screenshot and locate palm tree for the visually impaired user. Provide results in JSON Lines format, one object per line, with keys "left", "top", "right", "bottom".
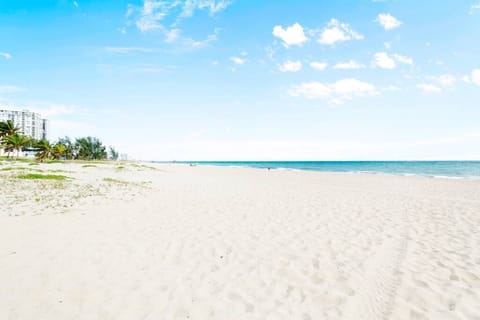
{"left": 4, "top": 134, "right": 31, "bottom": 160}
{"left": 51, "top": 143, "right": 68, "bottom": 160}
{"left": 0, "top": 120, "right": 21, "bottom": 156}
{"left": 35, "top": 139, "right": 52, "bottom": 162}
{"left": 0, "top": 120, "right": 21, "bottom": 137}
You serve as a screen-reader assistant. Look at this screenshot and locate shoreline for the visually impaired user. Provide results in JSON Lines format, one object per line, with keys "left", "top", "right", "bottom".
{"left": 151, "top": 161, "right": 480, "bottom": 180}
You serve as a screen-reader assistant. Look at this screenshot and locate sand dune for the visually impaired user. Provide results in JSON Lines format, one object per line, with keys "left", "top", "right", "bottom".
{"left": 1, "top": 162, "right": 480, "bottom": 319}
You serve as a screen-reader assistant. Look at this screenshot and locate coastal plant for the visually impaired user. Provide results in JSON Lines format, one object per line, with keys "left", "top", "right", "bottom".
{"left": 51, "top": 143, "right": 68, "bottom": 160}
{"left": 109, "top": 146, "right": 119, "bottom": 160}
{"left": 17, "top": 173, "right": 68, "bottom": 180}
{"left": 74, "top": 137, "right": 107, "bottom": 160}
{"left": 35, "top": 139, "right": 53, "bottom": 162}
{"left": 3, "top": 134, "right": 31, "bottom": 160}
{"left": 103, "top": 177, "right": 129, "bottom": 185}
{"left": 0, "top": 120, "right": 22, "bottom": 157}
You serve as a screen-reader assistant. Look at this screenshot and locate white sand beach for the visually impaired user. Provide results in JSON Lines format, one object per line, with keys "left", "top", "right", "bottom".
{"left": 1, "top": 162, "right": 480, "bottom": 320}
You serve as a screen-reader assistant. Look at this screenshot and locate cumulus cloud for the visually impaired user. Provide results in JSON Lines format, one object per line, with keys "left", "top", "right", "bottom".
{"left": 289, "top": 78, "right": 378, "bottom": 104}
{"left": 392, "top": 54, "right": 413, "bottom": 65}
{"left": 333, "top": 60, "right": 365, "bottom": 70}
{"left": 0, "top": 52, "right": 12, "bottom": 59}
{"left": 230, "top": 56, "right": 245, "bottom": 65}
{"left": 376, "top": 13, "right": 402, "bottom": 30}
{"left": 272, "top": 23, "right": 308, "bottom": 47}
{"left": 471, "top": 69, "right": 480, "bottom": 85}
{"left": 318, "top": 19, "right": 363, "bottom": 45}
{"left": 417, "top": 83, "right": 442, "bottom": 94}
{"left": 310, "top": 61, "right": 328, "bottom": 71}
{"left": 372, "top": 52, "right": 413, "bottom": 69}
{"left": 279, "top": 60, "right": 302, "bottom": 72}
{"left": 372, "top": 52, "right": 396, "bottom": 69}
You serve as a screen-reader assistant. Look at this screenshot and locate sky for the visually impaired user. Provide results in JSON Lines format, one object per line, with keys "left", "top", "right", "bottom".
{"left": 1, "top": 0, "right": 480, "bottom": 160}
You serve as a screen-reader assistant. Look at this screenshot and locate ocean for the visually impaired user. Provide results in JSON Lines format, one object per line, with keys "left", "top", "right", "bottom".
{"left": 165, "top": 161, "right": 480, "bottom": 179}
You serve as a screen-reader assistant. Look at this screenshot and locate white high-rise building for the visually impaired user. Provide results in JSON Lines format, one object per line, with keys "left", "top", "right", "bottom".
{"left": 0, "top": 109, "right": 48, "bottom": 140}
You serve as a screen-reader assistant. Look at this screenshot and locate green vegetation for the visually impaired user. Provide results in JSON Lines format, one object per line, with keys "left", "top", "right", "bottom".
{"left": 17, "top": 173, "right": 69, "bottom": 180}
{"left": 34, "top": 136, "right": 109, "bottom": 162}
{"left": 1, "top": 167, "right": 43, "bottom": 172}
{"left": 1, "top": 119, "right": 120, "bottom": 163}
{"left": 82, "top": 164, "right": 97, "bottom": 168}
{"left": 103, "top": 177, "right": 129, "bottom": 185}
{"left": 109, "top": 146, "right": 119, "bottom": 160}
{"left": 1, "top": 167, "right": 18, "bottom": 171}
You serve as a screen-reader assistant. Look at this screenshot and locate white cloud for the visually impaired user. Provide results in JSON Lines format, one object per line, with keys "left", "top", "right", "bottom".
{"left": 279, "top": 60, "right": 302, "bottom": 72}
{"left": 333, "top": 60, "right": 365, "bottom": 70}
{"left": 230, "top": 56, "right": 245, "bottom": 65}
{"left": 0, "top": 52, "right": 12, "bottom": 59}
{"left": 134, "top": 1, "right": 167, "bottom": 32}
{"left": 427, "top": 74, "right": 457, "bottom": 87}
{"left": 372, "top": 52, "right": 396, "bottom": 69}
{"left": 372, "top": 52, "right": 412, "bottom": 69}
{"left": 289, "top": 78, "right": 378, "bottom": 104}
{"left": 310, "top": 61, "right": 328, "bottom": 71}
{"left": 104, "top": 46, "right": 152, "bottom": 53}
{"left": 384, "top": 42, "right": 392, "bottom": 49}
{"left": 469, "top": 3, "right": 480, "bottom": 14}
{"left": 181, "top": 0, "right": 230, "bottom": 17}
{"left": 472, "top": 69, "right": 480, "bottom": 85}
{"left": 318, "top": 19, "right": 363, "bottom": 45}
{"left": 180, "top": 29, "right": 219, "bottom": 48}
{"left": 128, "top": 0, "right": 228, "bottom": 47}
{"left": 417, "top": 83, "right": 442, "bottom": 94}
{"left": 392, "top": 54, "right": 413, "bottom": 65}
{"left": 165, "top": 28, "right": 181, "bottom": 42}
{"left": 376, "top": 13, "right": 402, "bottom": 30}
{"left": 272, "top": 23, "right": 308, "bottom": 47}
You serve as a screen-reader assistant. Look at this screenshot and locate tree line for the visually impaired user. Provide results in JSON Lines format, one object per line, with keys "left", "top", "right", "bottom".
{"left": 0, "top": 120, "right": 118, "bottom": 161}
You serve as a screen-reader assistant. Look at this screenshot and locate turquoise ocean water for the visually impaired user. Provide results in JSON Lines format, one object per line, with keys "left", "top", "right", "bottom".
{"left": 164, "top": 161, "right": 480, "bottom": 179}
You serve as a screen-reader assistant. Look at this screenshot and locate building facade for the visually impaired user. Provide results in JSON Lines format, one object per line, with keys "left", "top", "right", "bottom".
{"left": 0, "top": 109, "right": 48, "bottom": 140}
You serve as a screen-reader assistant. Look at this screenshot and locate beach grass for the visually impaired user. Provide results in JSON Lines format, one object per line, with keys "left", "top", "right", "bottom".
{"left": 103, "top": 177, "right": 129, "bottom": 185}
{"left": 17, "top": 173, "right": 69, "bottom": 180}
{"left": 1, "top": 167, "right": 44, "bottom": 172}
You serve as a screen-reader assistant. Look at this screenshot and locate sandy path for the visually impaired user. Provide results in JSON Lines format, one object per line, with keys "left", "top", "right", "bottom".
{"left": 1, "top": 164, "right": 480, "bottom": 319}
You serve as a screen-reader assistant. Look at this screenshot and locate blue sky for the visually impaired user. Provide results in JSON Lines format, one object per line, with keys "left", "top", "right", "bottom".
{"left": 1, "top": 0, "right": 480, "bottom": 160}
